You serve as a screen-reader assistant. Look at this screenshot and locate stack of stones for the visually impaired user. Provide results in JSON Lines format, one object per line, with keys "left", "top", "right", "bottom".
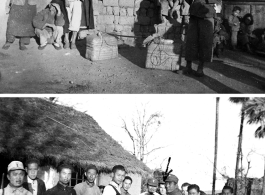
{"left": 92, "top": 0, "right": 183, "bottom": 46}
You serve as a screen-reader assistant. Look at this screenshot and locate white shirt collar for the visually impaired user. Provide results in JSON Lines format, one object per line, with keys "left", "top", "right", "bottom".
{"left": 27, "top": 176, "right": 36, "bottom": 184}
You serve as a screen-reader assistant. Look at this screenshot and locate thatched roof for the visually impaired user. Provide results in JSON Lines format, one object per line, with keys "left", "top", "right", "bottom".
{"left": 0, "top": 98, "right": 151, "bottom": 175}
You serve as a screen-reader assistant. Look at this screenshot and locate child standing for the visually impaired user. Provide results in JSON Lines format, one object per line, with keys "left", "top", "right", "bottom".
{"left": 228, "top": 6, "right": 241, "bottom": 50}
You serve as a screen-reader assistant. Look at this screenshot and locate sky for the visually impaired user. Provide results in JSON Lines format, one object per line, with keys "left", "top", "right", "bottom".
{"left": 56, "top": 95, "right": 265, "bottom": 191}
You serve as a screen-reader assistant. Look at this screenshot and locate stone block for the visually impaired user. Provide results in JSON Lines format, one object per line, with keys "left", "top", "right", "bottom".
{"left": 98, "top": 1, "right": 104, "bottom": 14}
{"left": 120, "top": 8, "right": 127, "bottom": 16}
{"left": 96, "top": 24, "right": 106, "bottom": 32}
{"left": 103, "top": 0, "right": 118, "bottom": 6}
{"left": 140, "top": 25, "right": 149, "bottom": 33}
{"left": 114, "top": 16, "right": 120, "bottom": 24}
{"left": 140, "top": 0, "right": 150, "bottom": 8}
{"left": 147, "top": 8, "right": 154, "bottom": 17}
{"left": 106, "top": 24, "right": 115, "bottom": 32}
{"left": 149, "top": 26, "right": 156, "bottom": 33}
{"left": 139, "top": 8, "right": 147, "bottom": 16}
{"left": 113, "top": 6, "right": 119, "bottom": 15}
{"left": 138, "top": 16, "right": 150, "bottom": 25}
{"left": 97, "top": 15, "right": 114, "bottom": 24}
{"left": 133, "top": 24, "right": 141, "bottom": 32}
{"left": 123, "top": 25, "right": 132, "bottom": 33}
{"left": 127, "top": 8, "right": 134, "bottom": 17}
{"left": 119, "top": 16, "right": 135, "bottom": 25}
{"left": 135, "top": 0, "right": 143, "bottom": 8}
{"left": 119, "top": 0, "right": 134, "bottom": 7}
{"left": 106, "top": 6, "right": 113, "bottom": 15}
{"left": 103, "top": 7, "right": 107, "bottom": 14}
{"left": 115, "top": 24, "right": 124, "bottom": 32}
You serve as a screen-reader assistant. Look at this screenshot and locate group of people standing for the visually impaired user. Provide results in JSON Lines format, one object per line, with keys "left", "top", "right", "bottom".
{"left": 0, "top": 159, "right": 236, "bottom": 195}
{"left": 3, "top": 0, "right": 94, "bottom": 51}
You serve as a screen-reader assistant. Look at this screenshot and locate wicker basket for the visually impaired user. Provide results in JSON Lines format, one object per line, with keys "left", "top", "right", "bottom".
{"left": 85, "top": 33, "right": 118, "bottom": 61}
{"left": 145, "top": 41, "right": 183, "bottom": 71}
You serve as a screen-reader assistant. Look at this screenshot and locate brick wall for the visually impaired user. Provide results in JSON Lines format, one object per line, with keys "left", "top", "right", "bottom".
{"left": 93, "top": 0, "right": 183, "bottom": 46}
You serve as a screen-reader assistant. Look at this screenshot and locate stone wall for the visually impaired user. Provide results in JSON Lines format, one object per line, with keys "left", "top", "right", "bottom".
{"left": 0, "top": 0, "right": 183, "bottom": 46}
{"left": 93, "top": 0, "right": 183, "bottom": 46}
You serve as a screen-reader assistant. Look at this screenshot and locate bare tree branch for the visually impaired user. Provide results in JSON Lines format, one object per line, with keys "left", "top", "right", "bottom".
{"left": 121, "top": 119, "right": 136, "bottom": 156}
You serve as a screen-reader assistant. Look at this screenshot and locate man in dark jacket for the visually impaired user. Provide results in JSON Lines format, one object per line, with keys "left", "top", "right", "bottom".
{"left": 23, "top": 159, "right": 46, "bottom": 195}
{"left": 44, "top": 164, "right": 76, "bottom": 195}
{"left": 183, "top": 0, "right": 218, "bottom": 77}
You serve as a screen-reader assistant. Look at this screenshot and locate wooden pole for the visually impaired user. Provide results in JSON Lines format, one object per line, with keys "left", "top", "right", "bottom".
{"left": 212, "top": 97, "right": 219, "bottom": 195}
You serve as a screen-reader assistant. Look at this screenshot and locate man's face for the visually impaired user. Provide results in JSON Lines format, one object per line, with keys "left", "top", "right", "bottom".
{"left": 223, "top": 189, "right": 232, "bottom": 195}
{"left": 147, "top": 185, "right": 157, "bottom": 194}
{"left": 182, "top": 186, "right": 188, "bottom": 195}
{"left": 86, "top": 169, "right": 97, "bottom": 183}
{"left": 26, "top": 163, "right": 38, "bottom": 180}
{"left": 7, "top": 170, "right": 25, "bottom": 187}
{"left": 113, "top": 170, "right": 125, "bottom": 185}
{"left": 59, "top": 168, "right": 72, "bottom": 185}
{"left": 159, "top": 184, "right": 167, "bottom": 195}
{"left": 166, "top": 182, "right": 177, "bottom": 193}
{"left": 233, "top": 10, "right": 240, "bottom": 17}
{"left": 188, "top": 189, "right": 200, "bottom": 195}
{"left": 123, "top": 179, "right": 132, "bottom": 191}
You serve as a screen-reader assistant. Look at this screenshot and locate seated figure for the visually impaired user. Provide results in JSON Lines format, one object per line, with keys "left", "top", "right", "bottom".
{"left": 33, "top": 3, "right": 65, "bottom": 50}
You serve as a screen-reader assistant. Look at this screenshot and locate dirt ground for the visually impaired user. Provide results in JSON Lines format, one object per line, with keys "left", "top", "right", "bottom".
{"left": 0, "top": 38, "right": 265, "bottom": 94}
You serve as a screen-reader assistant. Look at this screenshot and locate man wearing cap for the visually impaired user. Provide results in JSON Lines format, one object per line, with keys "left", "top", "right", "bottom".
{"left": 165, "top": 175, "right": 182, "bottom": 195}
{"left": 0, "top": 161, "right": 32, "bottom": 195}
{"left": 140, "top": 178, "right": 159, "bottom": 195}
{"left": 74, "top": 164, "right": 101, "bottom": 195}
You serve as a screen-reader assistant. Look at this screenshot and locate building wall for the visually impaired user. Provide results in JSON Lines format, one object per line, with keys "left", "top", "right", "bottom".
{"left": 98, "top": 173, "right": 142, "bottom": 195}
{"left": 0, "top": 0, "right": 182, "bottom": 46}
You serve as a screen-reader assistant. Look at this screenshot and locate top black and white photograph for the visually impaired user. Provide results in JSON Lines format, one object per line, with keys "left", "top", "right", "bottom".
{"left": 0, "top": 0, "right": 265, "bottom": 93}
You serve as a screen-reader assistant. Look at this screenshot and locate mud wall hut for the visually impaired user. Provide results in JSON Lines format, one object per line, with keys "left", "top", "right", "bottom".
{"left": 0, "top": 98, "right": 151, "bottom": 195}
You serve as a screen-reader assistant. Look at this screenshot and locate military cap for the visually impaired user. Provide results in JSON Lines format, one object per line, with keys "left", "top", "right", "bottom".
{"left": 147, "top": 178, "right": 159, "bottom": 187}
{"left": 165, "top": 174, "right": 179, "bottom": 183}
{"left": 8, "top": 161, "right": 25, "bottom": 172}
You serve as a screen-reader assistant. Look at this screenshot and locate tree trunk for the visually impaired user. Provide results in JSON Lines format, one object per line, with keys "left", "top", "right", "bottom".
{"left": 262, "top": 157, "right": 265, "bottom": 195}
{"left": 235, "top": 111, "right": 244, "bottom": 195}
{"left": 212, "top": 97, "right": 219, "bottom": 195}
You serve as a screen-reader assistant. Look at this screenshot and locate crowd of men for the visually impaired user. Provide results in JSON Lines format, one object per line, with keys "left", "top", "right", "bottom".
{"left": 1, "top": 160, "right": 234, "bottom": 195}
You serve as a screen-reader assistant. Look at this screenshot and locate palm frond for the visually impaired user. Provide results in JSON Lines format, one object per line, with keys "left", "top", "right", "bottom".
{"left": 229, "top": 98, "right": 250, "bottom": 104}
{"left": 244, "top": 98, "right": 265, "bottom": 125}
{"left": 255, "top": 126, "right": 265, "bottom": 138}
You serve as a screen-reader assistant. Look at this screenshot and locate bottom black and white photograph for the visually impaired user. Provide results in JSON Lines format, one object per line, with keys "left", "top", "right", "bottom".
{"left": 0, "top": 96, "right": 265, "bottom": 195}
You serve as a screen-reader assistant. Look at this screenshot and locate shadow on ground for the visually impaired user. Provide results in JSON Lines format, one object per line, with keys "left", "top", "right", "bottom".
{"left": 118, "top": 46, "right": 147, "bottom": 68}
{"left": 208, "top": 61, "right": 265, "bottom": 91}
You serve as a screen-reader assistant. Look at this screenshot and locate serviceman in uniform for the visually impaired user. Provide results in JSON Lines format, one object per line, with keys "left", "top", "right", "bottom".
{"left": 0, "top": 161, "right": 32, "bottom": 195}
{"left": 183, "top": 0, "right": 218, "bottom": 77}
{"left": 140, "top": 178, "right": 159, "bottom": 195}
{"left": 43, "top": 164, "right": 76, "bottom": 195}
{"left": 165, "top": 174, "right": 182, "bottom": 195}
